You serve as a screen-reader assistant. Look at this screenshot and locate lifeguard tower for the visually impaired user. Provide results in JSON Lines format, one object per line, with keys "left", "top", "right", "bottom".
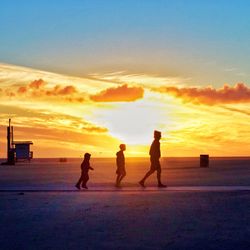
{"left": 13, "top": 141, "right": 33, "bottom": 162}
{"left": 1, "top": 119, "right": 33, "bottom": 165}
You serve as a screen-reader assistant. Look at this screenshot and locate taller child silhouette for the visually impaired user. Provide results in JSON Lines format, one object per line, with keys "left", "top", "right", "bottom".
{"left": 139, "top": 130, "right": 166, "bottom": 188}
{"left": 115, "top": 144, "right": 126, "bottom": 187}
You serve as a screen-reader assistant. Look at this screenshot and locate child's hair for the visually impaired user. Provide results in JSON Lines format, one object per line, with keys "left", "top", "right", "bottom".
{"left": 84, "top": 153, "right": 91, "bottom": 159}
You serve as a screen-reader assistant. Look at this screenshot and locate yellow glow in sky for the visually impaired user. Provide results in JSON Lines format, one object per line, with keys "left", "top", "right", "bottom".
{"left": 0, "top": 63, "right": 249, "bottom": 157}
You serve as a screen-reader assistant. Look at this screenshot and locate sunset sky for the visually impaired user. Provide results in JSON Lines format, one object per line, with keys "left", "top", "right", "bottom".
{"left": 0, "top": 0, "right": 249, "bottom": 157}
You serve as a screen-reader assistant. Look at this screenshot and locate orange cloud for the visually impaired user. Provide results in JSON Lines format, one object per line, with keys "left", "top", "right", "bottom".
{"left": 5, "top": 90, "right": 16, "bottom": 97}
{"left": 29, "top": 79, "right": 46, "bottom": 89}
{"left": 156, "top": 83, "right": 250, "bottom": 105}
{"left": 6, "top": 79, "right": 85, "bottom": 103}
{"left": 90, "top": 84, "right": 144, "bottom": 102}
{"left": 46, "top": 85, "right": 77, "bottom": 96}
{"left": 17, "top": 86, "right": 27, "bottom": 94}
{"left": 65, "top": 97, "right": 85, "bottom": 103}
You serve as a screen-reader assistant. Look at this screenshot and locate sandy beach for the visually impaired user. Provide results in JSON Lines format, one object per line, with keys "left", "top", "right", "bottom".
{"left": 0, "top": 157, "right": 250, "bottom": 250}
{"left": 1, "top": 157, "right": 250, "bottom": 189}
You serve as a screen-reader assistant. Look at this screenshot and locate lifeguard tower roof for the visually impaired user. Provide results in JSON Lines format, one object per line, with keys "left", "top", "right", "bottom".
{"left": 13, "top": 141, "right": 33, "bottom": 145}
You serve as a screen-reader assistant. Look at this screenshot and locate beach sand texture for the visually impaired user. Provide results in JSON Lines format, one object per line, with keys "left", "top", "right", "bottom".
{"left": 0, "top": 157, "right": 250, "bottom": 250}
{"left": 0, "top": 157, "right": 250, "bottom": 189}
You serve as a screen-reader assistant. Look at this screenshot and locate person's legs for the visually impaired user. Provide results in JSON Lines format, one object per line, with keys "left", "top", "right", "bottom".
{"left": 82, "top": 174, "right": 89, "bottom": 189}
{"left": 75, "top": 172, "right": 84, "bottom": 189}
{"left": 119, "top": 172, "right": 126, "bottom": 184}
{"left": 116, "top": 174, "right": 121, "bottom": 187}
{"left": 157, "top": 168, "right": 162, "bottom": 185}
{"left": 139, "top": 169, "right": 155, "bottom": 187}
{"left": 157, "top": 166, "right": 167, "bottom": 187}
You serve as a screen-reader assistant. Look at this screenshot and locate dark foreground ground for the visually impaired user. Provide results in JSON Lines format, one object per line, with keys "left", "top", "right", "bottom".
{"left": 1, "top": 191, "right": 250, "bottom": 250}
{"left": 1, "top": 158, "right": 250, "bottom": 249}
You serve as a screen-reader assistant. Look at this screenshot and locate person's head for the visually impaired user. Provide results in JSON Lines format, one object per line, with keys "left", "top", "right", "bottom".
{"left": 119, "top": 144, "right": 126, "bottom": 151}
{"left": 154, "top": 130, "right": 161, "bottom": 140}
{"left": 84, "top": 153, "right": 91, "bottom": 161}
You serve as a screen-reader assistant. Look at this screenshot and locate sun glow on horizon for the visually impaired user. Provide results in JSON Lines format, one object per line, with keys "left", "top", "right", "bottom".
{"left": 0, "top": 63, "right": 249, "bottom": 157}
{"left": 87, "top": 96, "right": 171, "bottom": 145}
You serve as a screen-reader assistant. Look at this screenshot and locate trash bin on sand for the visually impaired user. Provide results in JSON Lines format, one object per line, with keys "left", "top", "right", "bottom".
{"left": 200, "top": 154, "right": 209, "bottom": 167}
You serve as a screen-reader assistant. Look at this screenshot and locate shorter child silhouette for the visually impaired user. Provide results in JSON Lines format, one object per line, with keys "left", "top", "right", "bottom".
{"left": 115, "top": 144, "right": 126, "bottom": 187}
{"left": 75, "top": 153, "right": 94, "bottom": 189}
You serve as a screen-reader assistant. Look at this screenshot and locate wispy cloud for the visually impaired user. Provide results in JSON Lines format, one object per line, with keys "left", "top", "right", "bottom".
{"left": 224, "top": 67, "right": 238, "bottom": 72}
{"left": 220, "top": 106, "right": 250, "bottom": 116}
{"left": 89, "top": 71, "right": 189, "bottom": 87}
{"left": 0, "top": 104, "right": 108, "bottom": 134}
{"left": 0, "top": 62, "right": 113, "bottom": 93}
{"left": 223, "top": 67, "right": 248, "bottom": 77}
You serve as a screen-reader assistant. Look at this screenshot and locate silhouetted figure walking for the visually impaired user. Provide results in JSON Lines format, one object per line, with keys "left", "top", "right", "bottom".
{"left": 115, "top": 144, "right": 126, "bottom": 187}
{"left": 139, "top": 131, "right": 166, "bottom": 188}
{"left": 75, "top": 153, "right": 94, "bottom": 189}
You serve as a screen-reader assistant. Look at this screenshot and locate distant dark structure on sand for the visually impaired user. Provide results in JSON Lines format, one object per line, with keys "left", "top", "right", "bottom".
{"left": 200, "top": 154, "right": 209, "bottom": 167}
{"left": 59, "top": 158, "right": 67, "bottom": 162}
{"left": 1, "top": 119, "right": 33, "bottom": 165}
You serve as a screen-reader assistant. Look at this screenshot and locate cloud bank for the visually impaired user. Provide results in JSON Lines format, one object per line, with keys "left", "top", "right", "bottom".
{"left": 90, "top": 84, "right": 144, "bottom": 102}
{"left": 156, "top": 83, "right": 250, "bottom": 105}
{"left": 4, "top": 79, "right": 85, "bottom": 103}
{"left": 3, "top": 79, "right": 144, "bottom": 104}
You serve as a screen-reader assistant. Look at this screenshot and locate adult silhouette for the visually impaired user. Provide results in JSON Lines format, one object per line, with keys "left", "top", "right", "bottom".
{"left": 139, "top": 131, "right": 166, "bottom": 188}
{"left": 115, "top": 144, "right": 126, "bottom": 187}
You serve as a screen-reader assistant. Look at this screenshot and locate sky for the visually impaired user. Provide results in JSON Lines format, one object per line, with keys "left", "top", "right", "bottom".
{"left": 0, "top": 0, "right": 249, "bottom": 157}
